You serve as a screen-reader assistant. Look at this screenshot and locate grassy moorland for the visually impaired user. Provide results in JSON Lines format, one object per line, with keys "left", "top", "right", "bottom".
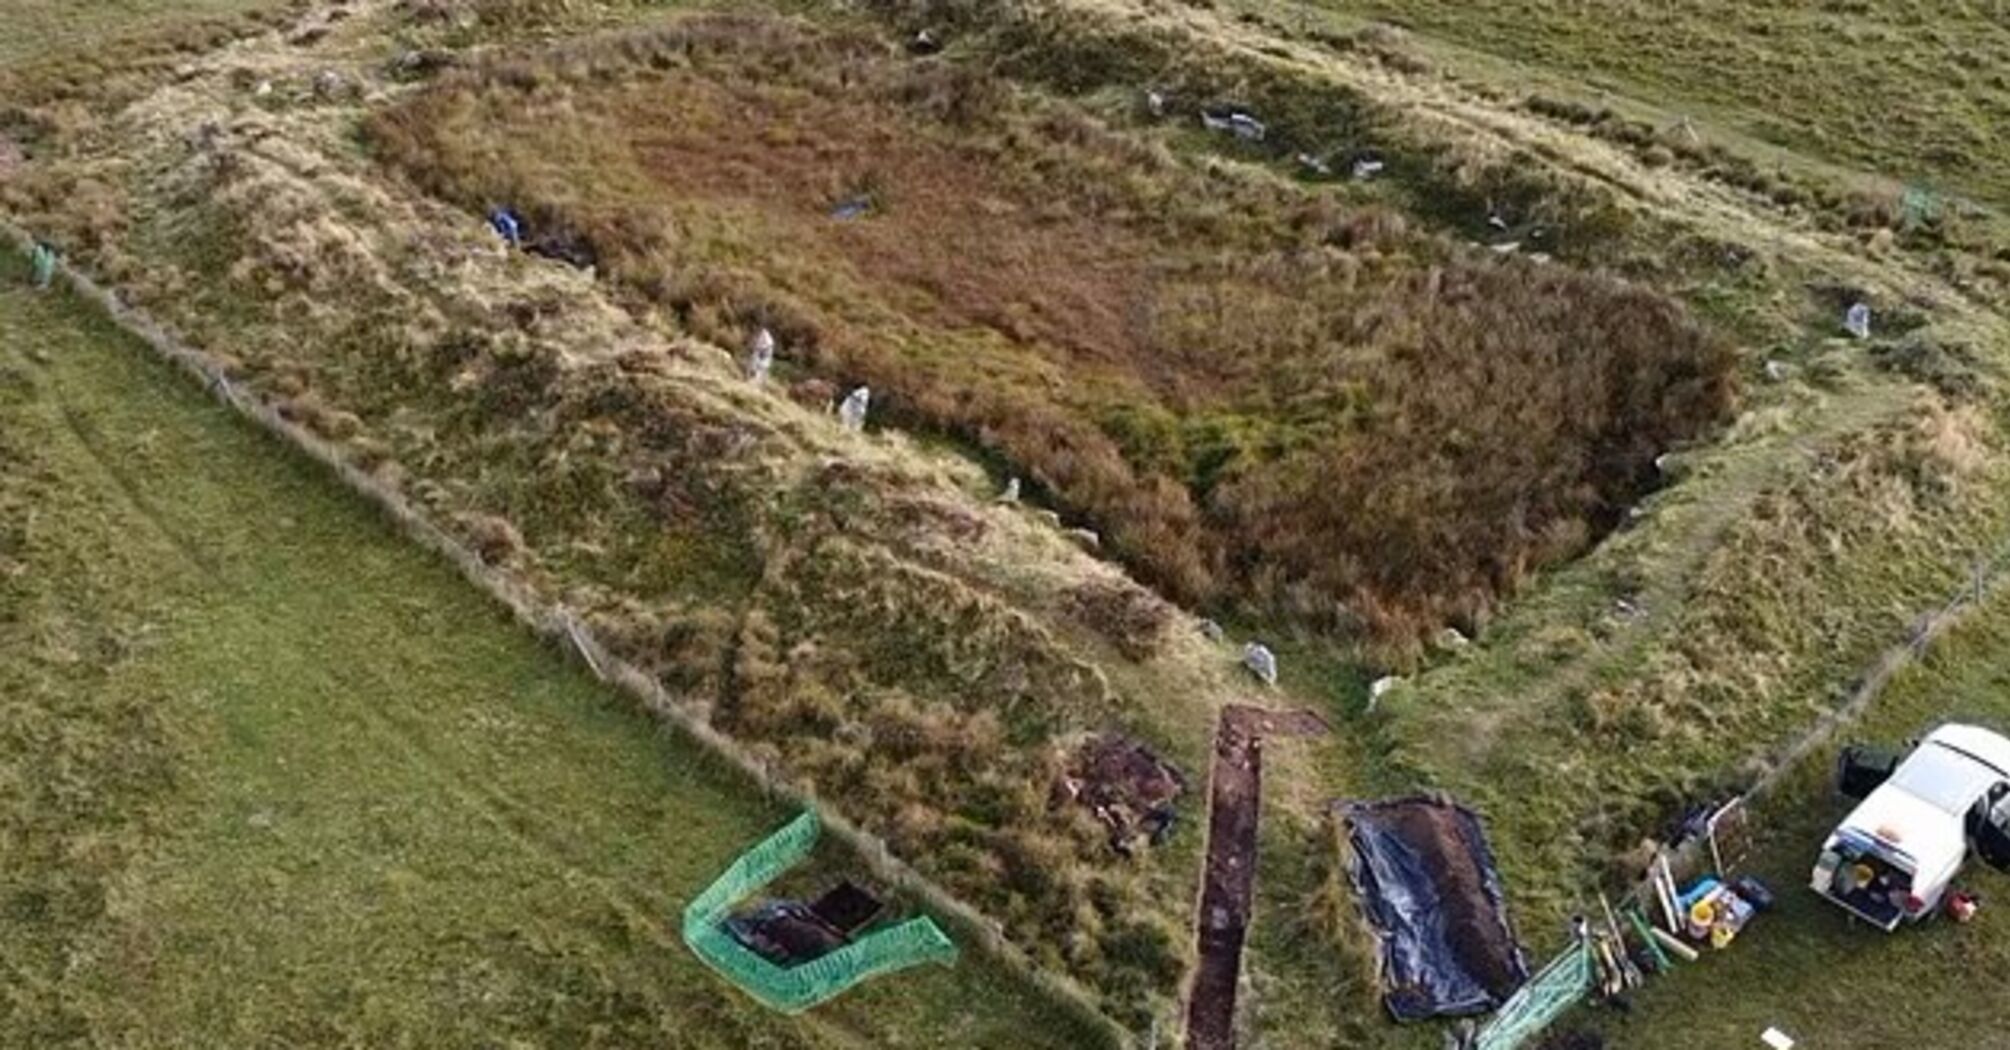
{"left": 1385, "top": 390, "right": 2010, "bottom": 922}
{"left": 12, "top": 0, "right": 2010, "bottom": 1045}
{"left": 0, "top": 0, "right": 306, "bottom": 111}
{"left": 1575, "top": 581, "right": 2010, "bottom": 1049}
{"left": 370, "top": 12, "right": 1735, "bottom": 649}
{"left": 0, "top": 262, "right": 1107, "bottom": 1048}
{"left": 1275, "top": 0, "right": 2010, "bottom": 213}
{"left": 0, "top": 0, "right": 279, "bottom": 67}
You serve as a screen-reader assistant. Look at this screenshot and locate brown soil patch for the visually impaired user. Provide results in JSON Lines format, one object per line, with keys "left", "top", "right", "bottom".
{"left": 1065, "top": 734, "right": 1185, "bottom": 809}
{"left": 1184, "top": 704, "right": 1328, "bottom": 1050}
{"left": 1056, "top": 733, "right": 1187, "bottom": 852}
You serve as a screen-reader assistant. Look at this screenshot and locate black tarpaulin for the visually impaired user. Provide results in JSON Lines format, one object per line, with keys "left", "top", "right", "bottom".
{"left": 1340, "top": 796, "right": 1529, "bottom": 1022}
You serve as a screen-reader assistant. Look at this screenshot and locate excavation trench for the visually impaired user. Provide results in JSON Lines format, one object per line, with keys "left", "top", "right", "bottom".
{"left": 1183, "top": 704, "right": 1328, "bottom": 1050}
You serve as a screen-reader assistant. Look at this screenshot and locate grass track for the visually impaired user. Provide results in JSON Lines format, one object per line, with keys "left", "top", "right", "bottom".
{"left": 0, "top": 262, "right": 1098, "bottom": 1048}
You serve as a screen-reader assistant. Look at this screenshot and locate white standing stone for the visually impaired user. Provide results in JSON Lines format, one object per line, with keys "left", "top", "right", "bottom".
{"left": 1844, "top": 302, "right": 1872, "bottom": 340}
{"left": 746, "top": 327, "right": 775, "bottom": 384}
{"left": 838, "top": 386, "right": 870, "bottom": 432}
{"left": 1242, "top": 642, "right": 1279, "bottom": 687}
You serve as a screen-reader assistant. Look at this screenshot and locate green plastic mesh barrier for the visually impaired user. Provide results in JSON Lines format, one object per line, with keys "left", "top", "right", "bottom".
{"left": 682, "top": 812, "right": 958, "bottom": 1013}
{"left": 1466, "top": 936, "right": 1593, "bottom": 1050}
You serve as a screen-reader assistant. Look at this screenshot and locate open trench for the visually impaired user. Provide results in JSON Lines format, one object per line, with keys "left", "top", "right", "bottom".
{"left": 1183, "top": 704, "right": 1329, "bottom": 1050}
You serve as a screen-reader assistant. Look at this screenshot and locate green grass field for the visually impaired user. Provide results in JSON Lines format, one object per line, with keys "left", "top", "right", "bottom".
{"left": 0, "top": 262, "right": 1101, "bottom": 1048}
{"left": 1581, "top": 583, "right": 2010, "bottom": 1048}
{"left": 0, "top": 0, "right": 291, "bottom": 80}
{"left": 1275, "top": 0, "right": 2010, "bottom": 211}
{"left": 12, "top": 0, "right": 2010, "bottom": 1046}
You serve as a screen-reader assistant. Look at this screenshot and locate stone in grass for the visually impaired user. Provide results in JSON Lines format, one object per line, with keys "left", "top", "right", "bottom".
{"left": 1201, "top": 109, "right": 1267, "bottom": 142}
{"left": 1064, "top": 527, "right": 1101, "bottom": 551}
{"left": 1242, "top": 642, "right": 1278, "bottom": 687}
{"left": 313, "top": 70, "right": 349, "bottom": 99}
{"left": 1844, "top": 302, "right": 1872, "bottom": 340}
{"left": 1437, "top": 626, "right": 1469, "bottom": 649}
{"left": 838, "top": 386, "right": 870, "bottom": 432}
{"left": 745, "top": 327, "right": 775, "bottom": 384}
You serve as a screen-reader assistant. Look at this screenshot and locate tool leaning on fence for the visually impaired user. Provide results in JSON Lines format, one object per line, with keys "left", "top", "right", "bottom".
{"left": 1455, "top": 795, "right": 1771, "bottom": 1050}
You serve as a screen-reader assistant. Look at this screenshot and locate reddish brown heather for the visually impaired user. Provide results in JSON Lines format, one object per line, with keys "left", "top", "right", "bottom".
{"left": 368, "top": 13, "right": 1735, "bottom": 648}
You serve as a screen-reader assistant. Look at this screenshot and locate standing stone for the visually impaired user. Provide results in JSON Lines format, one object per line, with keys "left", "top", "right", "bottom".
{"left": 838, "top": 386, "right": 870, "bottom": 432}
{"left": 1242, "top": 642, "right": 1278, "bottom": 687}
{"left": 746, "top": 327, "right": 775, "bottom": 384}
{"left": 1844, "top": 302, "right": 1872, "bottom": 340}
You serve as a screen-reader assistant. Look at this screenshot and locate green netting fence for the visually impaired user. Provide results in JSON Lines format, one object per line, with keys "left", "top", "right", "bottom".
{"left": 682, "top": 811, "right": 959, "bottom": 1013}
{"left": 1464, "top": 935, "right": 1594, "bottom": 1050}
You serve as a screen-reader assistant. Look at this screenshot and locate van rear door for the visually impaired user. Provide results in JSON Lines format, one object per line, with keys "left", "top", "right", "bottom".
{"left": 1974, "top": 785, "right": 2010, "bottom": 872}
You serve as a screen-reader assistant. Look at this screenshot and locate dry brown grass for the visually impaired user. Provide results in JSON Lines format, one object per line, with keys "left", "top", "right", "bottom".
{"left": 0, "top": 20, "right": 1216, "bottom": 1014}
{"left": 1387, "top": 394, "right": 2010, "bottom": 930}
{"left": 368, "top": 12, "right": 1736, "bottom": 650}
{"left": 0, "top": 0, "right": 306, "bottom": 112}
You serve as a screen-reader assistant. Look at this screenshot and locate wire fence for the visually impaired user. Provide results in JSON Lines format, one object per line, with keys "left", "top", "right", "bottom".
{"left": 1466, "top": 540, "right": 2010, "bottom": 1050}
{"left": 26, "top": 211, "right": 2008, "bottom": 1050}
{"left": 3, "top": 225, "right": 1130, "bottom": 1047}
{"left": 1739, "top": 550, "right": 2005, "bottom": 811}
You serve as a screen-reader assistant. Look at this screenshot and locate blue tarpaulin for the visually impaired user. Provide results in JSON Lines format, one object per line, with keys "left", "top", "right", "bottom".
{"left": 1341, "top": 797, "right": 1529, "bottom": 1022}
{"left": 488, "top": 207, "right": 523, "bottom": 248}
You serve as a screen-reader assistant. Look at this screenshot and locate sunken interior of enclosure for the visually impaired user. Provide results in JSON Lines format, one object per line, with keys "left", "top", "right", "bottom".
{"left": 371, "top": 13, "right": 1737, "bottom": 647}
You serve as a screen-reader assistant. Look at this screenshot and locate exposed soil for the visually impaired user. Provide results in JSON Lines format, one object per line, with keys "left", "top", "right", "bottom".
{"left": 1056, "top": 733, "right": 1186, "bottom": 853}
{"left": 1184, "top": 705, "right": 1328, "bottom": 1050}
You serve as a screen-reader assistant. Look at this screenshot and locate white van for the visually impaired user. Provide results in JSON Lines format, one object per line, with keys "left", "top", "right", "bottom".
{"left": 1811, "top": 724, "right": 2010, "bottom": 930}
